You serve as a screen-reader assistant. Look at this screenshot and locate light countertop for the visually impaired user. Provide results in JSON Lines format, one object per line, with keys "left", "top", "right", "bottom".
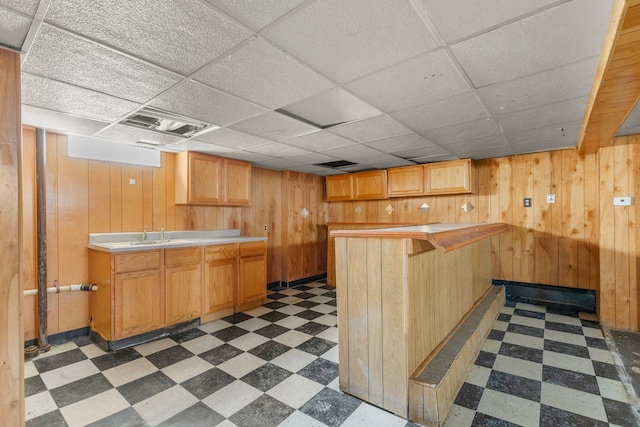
{"left": 88, "top": 229, "right": 267, "bottom": 253}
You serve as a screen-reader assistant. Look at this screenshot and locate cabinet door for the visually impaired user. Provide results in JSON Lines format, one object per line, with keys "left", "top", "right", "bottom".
{"left": 165, "top": 263, "right": 202, "bottom": 325}
{"left": 326, "top": 175, "right": 353, "bottom": 201}
{"left": 204, "top": 258, "right": 236, "bottom": 314}
{"left": 190, "top": 152, "right": 223, "bottom": 203}
{"left": 238, "top": 254, "right": 266, "bottom": 306}
{"left": 114, "top": 269, "right": 163, "bottom": 339}
{"left": 225, "top": 159, "right": 252, "bottom": 205}
{"left": 387, "top": 165, "right": 424, "bottom": 197}
{"left": 424, "top": 159, "right": 473, "bottom": 195}
{"left": 353, "top": 170, "right": 387, "bottom": 199}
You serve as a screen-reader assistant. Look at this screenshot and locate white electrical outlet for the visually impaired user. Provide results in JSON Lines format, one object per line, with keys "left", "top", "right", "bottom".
{"left": 129, "top": 178, "right": 135, "bottom": 185}
{"left": 546, "top": 194, "right": 555, "bottom": 204}
{"left": 614, "top": 197, "right": 632, "bottom": 206}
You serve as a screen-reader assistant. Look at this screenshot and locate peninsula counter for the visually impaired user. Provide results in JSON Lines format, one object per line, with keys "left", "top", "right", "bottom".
{"left": 331, "top": 223, "right": 509, "bottom": 426}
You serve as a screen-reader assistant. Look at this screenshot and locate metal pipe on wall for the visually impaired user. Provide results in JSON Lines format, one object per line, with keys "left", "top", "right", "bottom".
{"left": 35, "top": 128, "right": 50, "bottom": 352}
{"left": 23, "top": 283, "right": 97, "bottom": 297}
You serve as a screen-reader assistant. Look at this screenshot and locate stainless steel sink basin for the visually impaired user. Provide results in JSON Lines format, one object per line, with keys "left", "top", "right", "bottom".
{"left": 130, "top": 240, "right": 166, "bottom": 245}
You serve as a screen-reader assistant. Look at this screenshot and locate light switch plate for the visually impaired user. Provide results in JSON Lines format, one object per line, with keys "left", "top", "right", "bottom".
{"left": 614, "top": 197, "right": 632, "bottom": 206}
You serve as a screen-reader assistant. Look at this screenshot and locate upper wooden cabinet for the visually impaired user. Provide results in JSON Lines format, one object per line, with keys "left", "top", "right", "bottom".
{"left": 424, "top": 159, "right": 474, "bottom": 195}
{"left": 353, "top": 171, "right": 387, "bottom": 199}
{"left": 326, "top": 175, "right": 353, "bottom": 201}
{"left": 387, "top": 165, "right": 424, "bottom": 197}
{"left": 175, "top": 151, "right": 251, "bottom": 206}
{"left": 326, "top": 170, "right": 387, "bottom": 201}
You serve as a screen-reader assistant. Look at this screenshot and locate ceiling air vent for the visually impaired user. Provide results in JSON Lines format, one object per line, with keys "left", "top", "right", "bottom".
{"left": 121, "top": 107, "right": 218, "bottom": 138}
{"left": 314, "top": 160, "right": 357, "bottom": 168}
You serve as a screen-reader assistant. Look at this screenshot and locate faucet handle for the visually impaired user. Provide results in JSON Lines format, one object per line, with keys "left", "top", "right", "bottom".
{"left": 160, "top": 227, "right": 165, "bottom": 241}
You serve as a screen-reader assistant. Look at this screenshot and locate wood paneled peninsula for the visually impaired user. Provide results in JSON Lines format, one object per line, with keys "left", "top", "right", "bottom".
{"left": 331, "top": 223, "right": 509, "bottom": 426}
{"left": 88, "top": 229, "right": 266, "bottom": 351}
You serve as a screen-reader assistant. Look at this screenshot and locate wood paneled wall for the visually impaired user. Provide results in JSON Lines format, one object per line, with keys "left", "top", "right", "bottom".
{"left": 328, "top": 149, "right": 600, "bottom": 292}
{"left": 599, "top": 135, "right": 640, "bottom": 330}
{"left": 22, "top": 130, "right": 328, "bottom": 341}
{"left": 1, "top": 47, "right": 24, "bottom": 427}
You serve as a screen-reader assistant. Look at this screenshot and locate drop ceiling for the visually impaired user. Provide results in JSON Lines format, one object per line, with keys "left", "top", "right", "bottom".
{"left": 1, "top": 0, "right": 625, "bottom": 175}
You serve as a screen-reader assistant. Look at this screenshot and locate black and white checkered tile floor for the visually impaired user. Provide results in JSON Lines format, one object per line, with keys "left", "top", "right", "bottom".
{"left": 25, "top": 282, "right": 638, "bottom": 426}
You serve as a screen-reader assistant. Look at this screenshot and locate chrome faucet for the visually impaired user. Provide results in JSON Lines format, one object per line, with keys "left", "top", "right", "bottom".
{"left": 142, "top": 226, "right": 148, "bottom": 243}
{"left": 160, "top": 227, "right": 165, "bottom": 242}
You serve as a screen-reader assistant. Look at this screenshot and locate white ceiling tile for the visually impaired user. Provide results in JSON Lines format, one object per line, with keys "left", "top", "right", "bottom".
{"left": 464, "top": 145, "right": 516, "bottom": 159}
{"left": 442, "top": 134, "right": 510, "bottom": 155}
{"left": 222, "top": 151, "right": 276, "bottom": 163}
{"left": 22, "top": 73, "right": 139, "bottom": 122}
{"left": 247, "top": 142, "right": 311, "bottom": 157}
{"left": 512, "top": 138, "right": 575, "bottom": 155}
{"left": 364, "top": 133, "right": 434, "bottom": 154}
{"left": 388, "top": 144, "right": 450, "bottom": 159}
{"left": 339, "top": 164, "right": 378, "bottom": 172}
{"left": 282, "top": 87, "right": 380, "bottom": 127}
{"left": 478, "top": 58, "right": 598, "bottom": 114}
{"left": 0, "top": 0, "right": 40, "bottom": 15}
{"left": 282, "top": 131, "right": 355, "bottom": 151}
{"left": 254, "top": 158, "right": 304, "bottom": 170}
{"left": 205, "top": 0, "right": 306, "bottom": 31}
{"left": 150, "top": 80, "right": 265, "bottom": 126}
{"left": 23, "top": 26, "right": 182, "bottom": 103}
{"left": 420, "top": 0, "right": 558, "bottom": 43}
{"left": 420, "top": 117, "right": 500, "bottom": 145}
{"left": 22, "top": 105, "right": 110, "bottom": 136}
{"left": 166, "top": 139, "right": 237, "bottom": 155}
{"left": 357, "top": 154, "right": 415, "bottom": 168}
{"left": 193, "top": 128, "right": 272, "bottom": 150}
{"left": 505, "top": 120, "right": 581, "bottom": 146}
{"left": 288, "top": 164, "right": 336, "bottom": 175}
{"left": 617, "top": 102, "right": 640, "bottom": 136}
{"left": 346, "top": 49, "right": 471, "bottom": 112}
{"left": 319, "top": 144, "right": 383, "bottom": 161}
{"left": 411, "top": 154, "right": 459, "bottom": 163}
{"left": 193, "top": 37, "right": 333, "bottom": 109}
{"left": 496, "top": 96, "right": 589, "bottom": 133}
{"left": 229, "top": 111, "right": 318, "bottom": 140}
{"left": 45, "top": 0, "right": 252, "bottom": 75}
{"left": 329, "top": 115, "right": 411, "bottom": 143}
{"left": 95, "top": 124, "right": 184, "bottom": 146}
{"left": 0, "top": 7, "right": 31, "bottom": 50}
{"left": 617, "top": 125, "right": 640, "bottom": 137}
{"left": 450, "top": 0, "right": 612, "bottom": 87}
{"left": 262, "top": 0, "right": 439, "bottom": 83}
{"left": 391, "top": 92, "right": 487, "bottom": 131}
{"left": 286, "top": 152, "right": 340, "bottom": 165}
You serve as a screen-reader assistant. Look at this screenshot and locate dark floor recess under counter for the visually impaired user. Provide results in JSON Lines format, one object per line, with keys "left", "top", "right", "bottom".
{"left": 494, "top": 279, "right": 596, "bottom": 313}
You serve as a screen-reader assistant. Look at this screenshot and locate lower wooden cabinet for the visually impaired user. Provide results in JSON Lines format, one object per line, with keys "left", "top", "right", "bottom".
{"left": 114, "top": 269, "right": 163, "bottom": 339}
{"left": 90, "top": 240, "right": 267, "bottom": 343}
{"left": 237, "top": 241, "right": 267, "bottom": 311}
{"left": 165, "top": 247, "right": 202, "bottom": 325}
{"left": 204, "top": 244, "right": 237, "bottom": 315}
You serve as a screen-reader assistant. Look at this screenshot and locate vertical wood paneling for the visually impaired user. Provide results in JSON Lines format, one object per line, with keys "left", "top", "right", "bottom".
{"left": 46, "top": 133, "right": 60, "bottom": 334}
{"left": 599, "top": 145, "right": 616, "bottom": 326}
{"left": 22, "top": 128, "right": 37, "bottom": 342}
{"left": 497, "top": 157, "right": 513, "bottom": 281}
{"left": 533, "top": 152, "right": 552, "bottom": 237}
{"left": 0, "top": 47, "right": 23, "bottom": 427}
{"left": 56, "top": 136, "right": 90, "bottom": 332}
{"left": 121, "top": 165, "right": 143, "bottom": 231}
{"left": 88, "top": 161, "right": 110, "bottom": 233}
{"left": 512, "top": 156, "right": 535, "bottom": 283}
{"left": 109, "top": 164, "right": 122, "bottom": 232}
{"left": 614, "top": 140, "right": 631, "bottom": 329}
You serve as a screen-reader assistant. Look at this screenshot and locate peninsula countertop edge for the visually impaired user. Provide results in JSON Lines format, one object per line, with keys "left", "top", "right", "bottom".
{"left": 329, "top": 222, "right": 510, "bottom": 252}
